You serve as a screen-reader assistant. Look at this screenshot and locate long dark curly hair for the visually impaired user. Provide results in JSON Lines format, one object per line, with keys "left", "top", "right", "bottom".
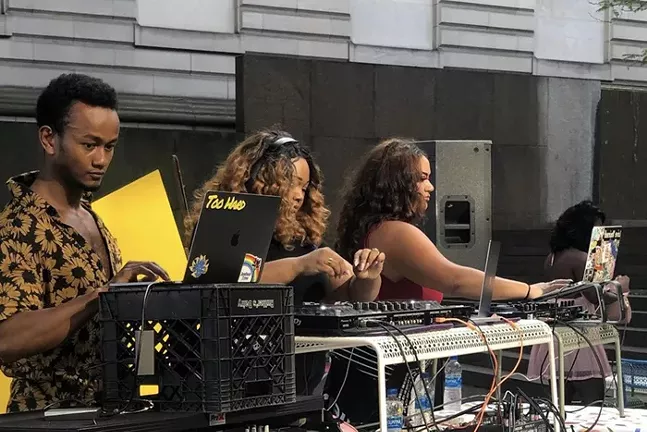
{"left": 185, "top": 128, "right": 329, "bottom": 248}
{"left": 336, "top": 138, "right": 428, "bottom": 261}
{"left": 549, "top": 200, "right": 606, "bottom": 253}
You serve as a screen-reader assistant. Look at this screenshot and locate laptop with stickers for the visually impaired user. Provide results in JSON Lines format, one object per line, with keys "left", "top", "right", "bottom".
{"left": 182, "top": 191, "right": 280, "bottom": 284}
{"left": 109, "top": 191, "right": 280, "bottom": 290}
{"left": 582, "top": 225, "right": 622, "bottom": 283}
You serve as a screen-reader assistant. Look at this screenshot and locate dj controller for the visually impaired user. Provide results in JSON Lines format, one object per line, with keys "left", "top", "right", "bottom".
{"left": 294, "top": 297, "right": 592, "bottom": 336}
{"left": 294, "top": 300, "right": 474, "bottom": 336}
{"left": 490, "top": 299, "right": 585, "bottom": 322}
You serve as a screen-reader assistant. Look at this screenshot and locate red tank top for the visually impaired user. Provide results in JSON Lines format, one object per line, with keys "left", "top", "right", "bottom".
{"left": 378, "top": 274, "right": 443, "bottom": 302}
{"left": 365, "top": 224, "right": 444, "bottom": 302}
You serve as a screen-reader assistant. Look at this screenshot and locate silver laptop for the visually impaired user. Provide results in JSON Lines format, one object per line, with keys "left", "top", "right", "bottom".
{"left": 471, "top": 240, "right": 501, "bottom": 323}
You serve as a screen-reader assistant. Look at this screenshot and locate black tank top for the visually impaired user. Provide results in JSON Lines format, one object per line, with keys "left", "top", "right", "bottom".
{"left": 266, "top": 239, "right": 328, "bottom": 396}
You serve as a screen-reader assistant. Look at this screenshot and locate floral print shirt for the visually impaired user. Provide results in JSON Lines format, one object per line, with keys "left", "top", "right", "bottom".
{"left": 0, "top": 171, "right": 121, "bottom": 412}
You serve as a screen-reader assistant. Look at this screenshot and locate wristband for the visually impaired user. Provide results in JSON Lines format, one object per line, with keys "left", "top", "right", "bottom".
{"left": 523, "top": 284, "right": 532, "bottom": 300}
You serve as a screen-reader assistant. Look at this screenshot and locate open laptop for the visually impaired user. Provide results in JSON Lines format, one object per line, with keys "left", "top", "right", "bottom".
{"left": 111, "top": 191, "right": 280, "bottom": 288}
{"left": 582, "top": 225, "right": 622, "bottom": 283}
{"left": 470, "top": 240, "right": 501, "bottom": 323}
{"left": 183, "top": 191, "right": 280, "bottom": 284}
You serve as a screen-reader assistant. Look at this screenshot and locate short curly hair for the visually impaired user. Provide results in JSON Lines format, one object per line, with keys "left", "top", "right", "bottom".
{"left": 336, "top": 138, "right": 427, "bottom": 261}
{"left": 36, "top": 73, "right": 118, "bottom": 135}
{"left": 549, "top": 200, "right": 606, "bottom": 253}
{"left": 185, "top": 128, "right": 330, "bottom": 248}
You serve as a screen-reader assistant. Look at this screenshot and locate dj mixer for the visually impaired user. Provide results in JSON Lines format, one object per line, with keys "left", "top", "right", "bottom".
{"left": 294, "top": 300, "right": 474, "bottom": 336}
{"left": 490, "top": 299, "right": 584, "bottom": 322}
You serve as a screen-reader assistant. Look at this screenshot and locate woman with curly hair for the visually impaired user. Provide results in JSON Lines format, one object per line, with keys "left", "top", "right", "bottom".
{"left": 527, "top": 201, "right": 631, "bottom": 404}
{"left": 184, "top": 129, "right": 385, "bottom": 396}
{"left": 325, "top": 138, "right": 569, "bottom": 424}
{"left": 335, "top": 138, "right": 568, "bottom": 301}
{"left": 185, "top": 129, "right": 385, "bottom": 302}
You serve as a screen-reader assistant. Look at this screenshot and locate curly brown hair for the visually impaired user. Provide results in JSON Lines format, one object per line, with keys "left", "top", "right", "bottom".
{"left": 184, "top": 128, "right": 330, "bottom": 248}
{"left": 335, "top": 138, "right": 427, "bottom": 261}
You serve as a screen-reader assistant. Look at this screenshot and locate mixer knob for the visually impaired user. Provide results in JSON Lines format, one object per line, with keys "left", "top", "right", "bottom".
{"left": 386, "top": 302, "right": 395, "bottom": 311}
{"left": 361, "top": 302, "right": 370, "bottom": 310}
{"left": 392, "top": 302, "right": 401, "bottom": 311}
{"left": 379, "top": 303, "right": 388, "bottom": 311}
{"left": 353, "top": 302, "right": 362, "bottom": 310}
{"left": 369, "top": 302, "right": 379, "bottom": 311}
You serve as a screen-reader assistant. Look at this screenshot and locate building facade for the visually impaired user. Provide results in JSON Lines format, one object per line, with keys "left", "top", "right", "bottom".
{"left": 0, "top": 0, "right": 646, "bottom": 228}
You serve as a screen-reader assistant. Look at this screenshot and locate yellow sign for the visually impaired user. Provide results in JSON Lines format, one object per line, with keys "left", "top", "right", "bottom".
{"left": 93, "top": 170, "right": 188, "bottom": 280}
{"left": 0, "top": 374, "right": 9, "bottom": 413}
{"left": 205, "top": 194, "right": 246, "bottom": 211}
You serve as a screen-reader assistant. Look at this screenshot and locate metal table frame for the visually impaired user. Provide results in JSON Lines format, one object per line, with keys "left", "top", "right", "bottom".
{"left": 552, "top": 323, "right": 624, "bottom": 418}
{"left": 296, "top": 319, "right": 560, "bottom": 432}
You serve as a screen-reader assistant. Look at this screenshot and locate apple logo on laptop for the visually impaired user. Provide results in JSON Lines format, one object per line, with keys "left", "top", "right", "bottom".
{"left": 231, "top": 230, "right": 240, "bottom": 247}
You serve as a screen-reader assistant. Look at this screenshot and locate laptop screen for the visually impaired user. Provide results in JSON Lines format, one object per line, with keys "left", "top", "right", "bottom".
{"left": 582, "top": 225, "right": 622, "bottom": 283}
{"left": 477, "top": 240, "right": 501, "bottom": 318}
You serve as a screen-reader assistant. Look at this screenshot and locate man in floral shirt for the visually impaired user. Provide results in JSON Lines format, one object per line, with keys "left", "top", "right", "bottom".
{"left": 0, "top": 73, "right": 169, "bottom": 412}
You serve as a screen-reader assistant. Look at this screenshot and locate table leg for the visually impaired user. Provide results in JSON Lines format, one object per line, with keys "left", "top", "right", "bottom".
{"left": 375, "top": 346, "right": 388, "bottom": 432}
{"left": 615, "top": 335, "right": 625, "bottom": 417}
{"left": 496, "top": 350, "right": 503, "bottom": 403}
{"left": 548, "top": 338, "right": 560, "bottom": 432}
{"left": 557, "top": 336, "right": 565, "bottom": 419}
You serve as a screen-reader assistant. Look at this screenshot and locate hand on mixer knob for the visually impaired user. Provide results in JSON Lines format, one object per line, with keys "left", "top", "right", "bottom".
{"left": 353, "top": 248, "right": 386, "bottom": 280}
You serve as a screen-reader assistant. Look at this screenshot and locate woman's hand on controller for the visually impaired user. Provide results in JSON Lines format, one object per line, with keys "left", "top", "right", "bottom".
{"left": 353, "top": 248, "right": 386, "bottom": 280}
{"left": 528, "top": 279, "right": 573, "bottom": 299}
{"left": 299, "top": 247, "right": 352, "bottom": 278}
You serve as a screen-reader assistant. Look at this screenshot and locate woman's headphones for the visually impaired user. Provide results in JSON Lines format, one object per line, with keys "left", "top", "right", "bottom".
{"left": 245, "top": 136, "right": 298, "bottom": 192}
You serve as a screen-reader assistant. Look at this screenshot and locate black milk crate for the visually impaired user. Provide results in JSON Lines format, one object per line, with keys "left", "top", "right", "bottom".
{"left": 99, "top": 283, "right": 295, "bottom": 413}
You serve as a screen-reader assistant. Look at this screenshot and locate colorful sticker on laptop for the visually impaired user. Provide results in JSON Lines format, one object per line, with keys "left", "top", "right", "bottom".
{"left": 237, "top": 253, "right": 263, "bottom": 283}
{"left": 189, "top": 254, "right": 210, "bottom": 279}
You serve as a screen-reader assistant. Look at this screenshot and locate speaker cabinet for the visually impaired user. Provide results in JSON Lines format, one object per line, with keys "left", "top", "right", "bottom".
{"left": 414, "top": 140, "right": 492, "bottom": 270}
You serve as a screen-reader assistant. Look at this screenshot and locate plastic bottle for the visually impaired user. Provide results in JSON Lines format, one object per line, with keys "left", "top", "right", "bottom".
{"left": 443, "top": 356, "right": 462, "bottom": 411}
{"left": 386, "top": 388, "right": 404, "bottom": 432}
{"left": 409, "top": 372, "right": 433, "bottom": 427}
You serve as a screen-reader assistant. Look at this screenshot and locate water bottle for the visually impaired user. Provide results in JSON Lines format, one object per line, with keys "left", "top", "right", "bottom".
{"left": 408, "top": 372, "right": 433, "bottom": 427}
{"left": 443, "top": 356, "right": 462, "bottom": 411}
{"left": 386, "top": 388, "right": 403, "bottom": 432}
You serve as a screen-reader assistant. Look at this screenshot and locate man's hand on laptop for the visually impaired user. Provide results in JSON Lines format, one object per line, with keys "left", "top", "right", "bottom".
{"left": 110, "top": 261, "right": 171, "bottom": 286}
{"left": 528, "top": 279, "right": 573, "bottom": 299}
{"left": 299, "top": 248, "right": 352, "bottom": 278}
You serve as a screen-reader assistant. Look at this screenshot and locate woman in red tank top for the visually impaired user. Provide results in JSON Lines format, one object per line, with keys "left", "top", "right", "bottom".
{"left": 326, "top": 138, "right": 570, "bottom": 425}
{"left": 336, "top": 138, "right": 571, "bottom": 302}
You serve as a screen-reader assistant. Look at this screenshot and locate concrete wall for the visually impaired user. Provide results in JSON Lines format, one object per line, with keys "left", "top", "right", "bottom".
{"left": 237, "top": 55, "right": 600, "bottom": 233}
{"left": 538, "top": 77, "right": 600, "bottom": 224}
{"left": 0, "top": 0, "right": 646, "bottom": 119}
{"left": 0, "top": 0, "right": 637, "bottom": 229}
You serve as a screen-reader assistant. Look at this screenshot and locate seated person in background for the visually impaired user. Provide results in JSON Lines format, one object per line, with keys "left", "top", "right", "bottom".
{"left": 527, "top": 201, "right": 631, "bottom": 405}
{"left": 326, "top": 138, "right": 570, "bottom": 423}
{"left": 184, "top": 128, "right": 385, "bottom": 395}
{"left": 0, "top": 73, "right": 169, "bottom": 412}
